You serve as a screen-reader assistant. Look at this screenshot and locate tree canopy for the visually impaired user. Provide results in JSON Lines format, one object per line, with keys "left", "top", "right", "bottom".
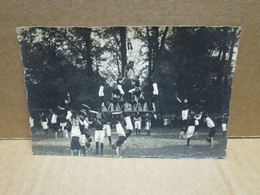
{"left": 17, "top": 26, "right": 241, "bottom": 115}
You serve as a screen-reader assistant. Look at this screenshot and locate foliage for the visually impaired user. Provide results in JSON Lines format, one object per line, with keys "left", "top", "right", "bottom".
{"left": 17, "top": 26, "right": 241, "bottom": 115}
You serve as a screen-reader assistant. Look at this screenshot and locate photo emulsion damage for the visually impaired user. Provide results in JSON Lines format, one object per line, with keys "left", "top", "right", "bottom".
{"left": 17, "top": 26, "right": 241, "bottom": 158}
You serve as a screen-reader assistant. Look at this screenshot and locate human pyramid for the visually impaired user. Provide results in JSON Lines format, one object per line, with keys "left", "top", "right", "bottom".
{"left": 99, "top": 76, "right": 159, "bottom": 113}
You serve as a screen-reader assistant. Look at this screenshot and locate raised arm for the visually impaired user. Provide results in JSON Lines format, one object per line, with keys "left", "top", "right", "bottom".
{"left": 175, "top": 95, "right": 182, "bottom": 103}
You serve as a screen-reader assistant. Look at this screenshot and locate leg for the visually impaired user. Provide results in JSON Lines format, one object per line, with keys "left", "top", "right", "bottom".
{"left": 152, "top": 102, "right": 156, "bottom": 112}
{"left": 95, "top": 142, "right": 99, "bottom": 155}
{"left": 55, "top": 131, "right": 58, "bottom": 139}
{"left": 100, "top": 131, "right": 105, "bottom": 155}
{"left": 116, "top": 147, "right": 120, "bottom": 156}
{"left": 207, "top": 127, "right": 216, "bottom": 146}
{"left": 82, "top": 146, "right": 86, "bottom": 156}
{"left": 108, "top": 136, "right": 112, "bottom": 146}
{"left": 187, "top": 138, "right": 191, "bottom": 146}
{"left": 143, "top": 102, "right": 148, "bottom": 111}
{"left": 179, "top": 131, "right": 185, "bottom": 139}
{"left": 100, "top": 143, "right": 104, "bottom": 155}
{"left": 210, "top": 137, "right": 214, "bottom": 148}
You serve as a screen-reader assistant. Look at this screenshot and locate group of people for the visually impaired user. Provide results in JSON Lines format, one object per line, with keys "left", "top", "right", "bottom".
{"left": 36, "top": 105, "right": 152, "bottom": 156}
{"left": 68, "top": 110, "right": 151, "bottom": 156}
{"left": 29, "top": 75, "right": 228, "bottom": 156}
{"left": 176, "top": 95, "right": 228, "bottom": 147}
{"left": 99, "top": 76, "right": 159, "bottom": 113}
{"left": 32, "top": 103, "right": 227, "bottom": 156}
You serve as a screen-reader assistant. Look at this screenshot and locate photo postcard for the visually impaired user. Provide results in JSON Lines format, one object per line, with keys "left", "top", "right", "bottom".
{"left": 17, "top": 26, "right": 241, "bottom": 158}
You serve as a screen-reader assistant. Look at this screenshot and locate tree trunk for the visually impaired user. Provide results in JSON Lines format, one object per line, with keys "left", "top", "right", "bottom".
{"left": 119, "top": 27, "right": 127, "bottom": 77}
{"left": 146, "top": 27, "right": 153, "bottom": 77}
{"left": 85, "top": 28, "right": 93, "bottom": 76}
{"left": 152, "top": 27, "right": 159, "bottom": 79}
{"left": 159, "top": 27, "right": 169, "bottom": 53}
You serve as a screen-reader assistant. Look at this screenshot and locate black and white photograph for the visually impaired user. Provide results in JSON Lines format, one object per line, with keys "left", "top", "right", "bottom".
{"left": 16, "top": 26, "right": 241, "bottom": 158}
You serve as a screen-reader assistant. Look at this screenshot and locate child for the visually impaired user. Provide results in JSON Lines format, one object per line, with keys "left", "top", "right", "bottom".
{"left": 123, "top": 113, "right": 133, "bottom": 149}
{"left": 145, "top": 113, "right": 151, "bottom": 136}
{"left": 70, "top": 111, "right": 81, "bottom": 156}
{"left": 103, "top": 121, "right": 112, "bottom": 146}
{"left": 152, "top": 82, "right": 159, "bottom": 111}
{"left": 134, "top": 113, "right": 142, "bottom": 135}
{"left": 222, "top": 117, "right": 228, "bottom": 138}
{"left": 79, "top": 133, "right": 87, "bottom": 156}
{"left": 176, "top": 95, "right": 189, "bottom": 139}
{"left": 66, "top": 110, "right": 72, "bottom": 137}
{"left": 29, "top": 116, "right": 35, "bottom": 134}
{"left": 110, "top": 85, "right": 122, "bottom": 111}
{"left": 51, "top": 110, "right": 59, "bottom": 139}
{"left": 194, "top": 112, "right": 202, "bottom": 139}
{"left": 80, "top": 112, "right": 93, "bottom": 153}
{"left": 205, "top": 115, "right": 216, "bottom": 147}
{"left": 93, "top": 112, "right": 105, "bottom": 155}
{"left": 58, "top": 113, "right": 67, "bottom": 138}
{"left": 41, "top": 113, "right": 49, "bottom": 135}
{"left": 112, "top": 115, "right": 126, "bottom": 156}
{"left": 186, "top": 112, "right": 196, "bottom": 147}
{"left": 98, "top": 84, "right": 106, "bottom": 111}
{"left": 163, "top": 114, "right": 167, "bottom": 128}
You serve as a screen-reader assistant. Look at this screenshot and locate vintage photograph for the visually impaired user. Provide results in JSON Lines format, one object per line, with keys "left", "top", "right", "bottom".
{"left": 17, "top": 26, "right": 241, "bottom": 158}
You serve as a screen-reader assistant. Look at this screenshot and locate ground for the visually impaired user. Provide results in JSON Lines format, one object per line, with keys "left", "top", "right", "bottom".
{"left": 31, "top": 127, "right": 227, "bottom": 159}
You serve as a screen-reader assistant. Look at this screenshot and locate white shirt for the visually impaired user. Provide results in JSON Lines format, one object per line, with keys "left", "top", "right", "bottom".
{"left": 194, "top": 113, "right": 202, "bottom": 126}
{"left": 153, "top": 83, "right": 159, "bottom": 95}
{"left": 206, "top": 117, "right": 215, "bottom": 128}
{"left": 116, "top": 123, "right": 126, "bottom": 137}
{"left": 222, "top": 123, "right": 227, "bottom": 131}
{"left": 29, "top": 117, "right": 34, "bottom": 128}
{"left": 60, "top": 122, "right": 67, "bottom": 130}
{"left": 125, "top": 116, "right": 133, "bottom": 130}
{"left": 182, "top": 109, "right": 189, "bottom": 120}
{"left": 134, "top": 116, "right": 142, "bottom": 121}
{"left": 71, "top": 118, "right": 81, "bottom": 137}
{"left": 51, "top": 114, "right": 58, "bottom": 124}
{"left": 41, "top": 119, "right": 48, "bottom": 129}
{"left": 83, "top": 119, "right": 90, "bottom": 129}
{"left": 98, "top": 85, "right": 104, "bottom": 97}
{"left": 66, "top": 111, "right": 72, "bottom": 121}
{"left": 118, "top": 84, "right": 125, "bottom": 95}
{"left": 79, "top": 134, "right": 87, "bottom": 146}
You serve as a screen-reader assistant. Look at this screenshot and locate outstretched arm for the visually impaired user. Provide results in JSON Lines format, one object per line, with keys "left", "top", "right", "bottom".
{"left": 175, "top": 95, "right": 182, "bottom": 103}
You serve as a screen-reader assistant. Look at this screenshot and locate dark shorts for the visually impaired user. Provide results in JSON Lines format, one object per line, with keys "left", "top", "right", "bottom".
{"left": 209, "top": 127, "right": 216, "bottom": 137}
{"left": 66, "top": 121, "right": 72, "bottom": 132}
{"left": 181, "top": 120, "right": 188, "bottom": 131}
{"left": 151, "top": 95, "right": 157, "bottom": 103}
{"left": 195, "top": 126, "right": 199, "bottom": 132}
{"left": 116, "top": 136, "right": 126, "bottom": 147}
{"left": 52, "top": 123, "right": 59, "bottom": 132}
{"left": 125, "top": 130, "right": 132, "bottom": 138}
{"left": 71, "top": 137, "right": 81, "bottom": 150}
{"left": 83, "top": 129, "right": 90, "bottom": 138}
